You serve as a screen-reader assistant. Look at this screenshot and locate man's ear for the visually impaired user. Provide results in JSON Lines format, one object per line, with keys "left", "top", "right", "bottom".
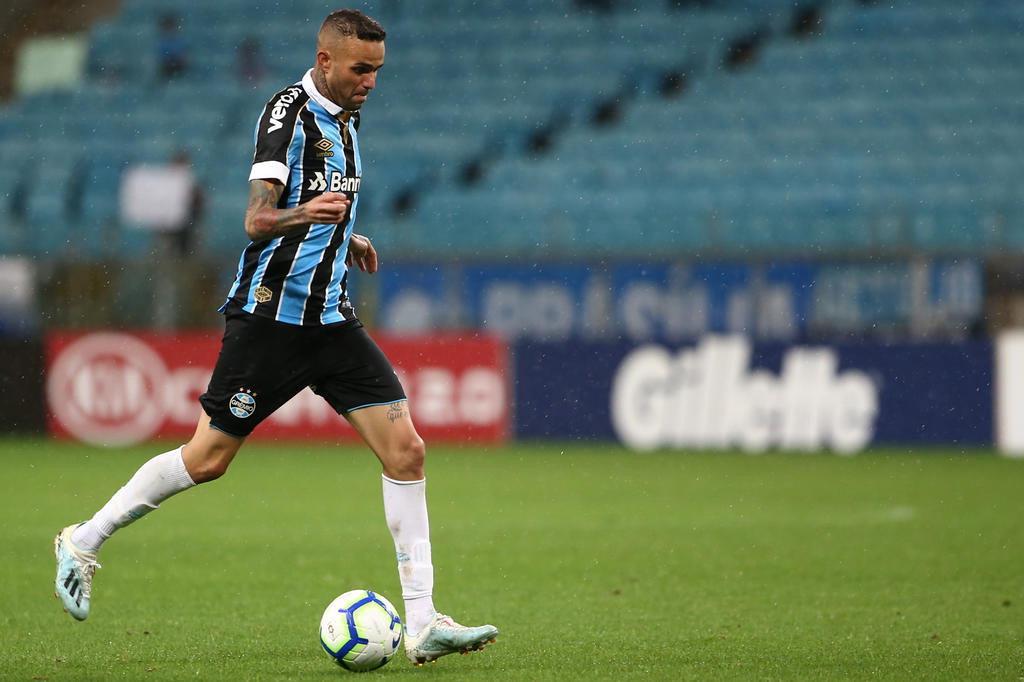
{"left": 315, "top": 48, "right": 330, "bottom": 70}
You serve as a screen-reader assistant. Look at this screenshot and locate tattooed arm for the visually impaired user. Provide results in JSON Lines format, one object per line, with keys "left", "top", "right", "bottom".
{"left": 243, "top": 180, "right": 350, "bottom": 241}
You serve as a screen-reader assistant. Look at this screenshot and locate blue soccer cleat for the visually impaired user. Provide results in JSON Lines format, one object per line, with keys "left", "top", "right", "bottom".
{"left": 404, "top": 613, "right": 498, "bottom": 666}
{"left": 53, "top": 525, "right": 101, "bottom": 621}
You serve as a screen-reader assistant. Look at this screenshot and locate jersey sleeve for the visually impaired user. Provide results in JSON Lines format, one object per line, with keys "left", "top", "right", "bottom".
{"left": 249, "top": 85, "right": 308, "bottom": 184}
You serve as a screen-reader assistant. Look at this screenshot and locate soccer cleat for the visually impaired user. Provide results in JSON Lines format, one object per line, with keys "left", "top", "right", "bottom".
{"left": 404, "top": 613, "right": 499, "bottom": 666}
{"left": 53, "top": 525, "right": 100, "bottom": 621}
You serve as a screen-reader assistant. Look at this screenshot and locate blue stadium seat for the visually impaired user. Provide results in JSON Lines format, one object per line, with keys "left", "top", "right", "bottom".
{"left": 1, "top": 0, "right": 1021, "bottom": 259}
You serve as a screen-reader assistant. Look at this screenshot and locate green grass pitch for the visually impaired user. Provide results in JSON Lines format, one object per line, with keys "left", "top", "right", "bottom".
{"left": 2, "top": 439, "right": 1022, "bottom": 680}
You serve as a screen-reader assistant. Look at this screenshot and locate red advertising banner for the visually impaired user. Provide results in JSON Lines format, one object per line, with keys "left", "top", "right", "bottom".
{"left": 45, "top": 331, "right": 509, "bottom": 446}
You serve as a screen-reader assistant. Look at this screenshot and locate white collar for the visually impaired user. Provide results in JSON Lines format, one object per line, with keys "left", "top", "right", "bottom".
{"left": 302, "top": 69, "right": 346, "bottom": 116}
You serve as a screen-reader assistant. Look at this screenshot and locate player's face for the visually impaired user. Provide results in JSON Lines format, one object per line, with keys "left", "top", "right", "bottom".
{"left": 320, "top": 36, "right": 385, "bottom": 111}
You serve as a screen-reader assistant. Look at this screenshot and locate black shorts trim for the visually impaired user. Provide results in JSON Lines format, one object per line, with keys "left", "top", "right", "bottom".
{"left": 345, "top": 398, "right": 407, "bottom": 414}
{"left": 206, "top": 420, "right": 248, "bottom": 439}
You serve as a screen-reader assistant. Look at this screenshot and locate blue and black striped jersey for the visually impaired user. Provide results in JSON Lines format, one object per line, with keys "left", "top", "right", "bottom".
{"left": 221, "top": 70, "right": 363, "bottom": 326}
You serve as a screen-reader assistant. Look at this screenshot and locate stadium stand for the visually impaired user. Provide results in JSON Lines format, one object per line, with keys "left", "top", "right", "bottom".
{"left": 412, "top": 0, "right": 1024, "bottom": 257}
{"left": 0, "top": 0, "right": 1020, "bottom": 260}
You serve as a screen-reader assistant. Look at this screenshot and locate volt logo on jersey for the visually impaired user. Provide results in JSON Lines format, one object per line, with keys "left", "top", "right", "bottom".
{"left": 308, "top": 171, "right": 361, "bottom": 193}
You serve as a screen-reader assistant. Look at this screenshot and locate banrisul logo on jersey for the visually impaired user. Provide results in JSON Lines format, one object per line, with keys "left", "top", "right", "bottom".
{"left": 611, "top": 337, "right": 877, "bottom": 454}
{"left": 307, "top": 171, "right": 361, "bottom": 193}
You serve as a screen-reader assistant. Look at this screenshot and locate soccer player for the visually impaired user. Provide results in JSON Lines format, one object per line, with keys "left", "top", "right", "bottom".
{"left": 54, "top": 9, "right": 498, "bottom": 667}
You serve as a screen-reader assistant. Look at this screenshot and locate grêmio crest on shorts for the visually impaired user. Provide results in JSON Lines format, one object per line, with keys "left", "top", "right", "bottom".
{"left": 220, "top": 69, "right": 364, "bottom": 327}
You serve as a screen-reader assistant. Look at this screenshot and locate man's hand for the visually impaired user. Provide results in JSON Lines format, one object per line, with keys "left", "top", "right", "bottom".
{"left": 346, "top": 233, "right": 378, "bottom": 274}
{"left": 302, "top": 192, "right": 350, "bottom": 225}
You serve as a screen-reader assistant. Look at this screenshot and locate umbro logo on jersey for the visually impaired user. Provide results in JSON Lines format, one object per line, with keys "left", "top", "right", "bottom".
{"left": 308, "top": 171, "right": 361, "bottom": 193}
{"left": 266, "top": 86, "right": 303, "bottom": 134}
{"left": 314, "top": 138, "right": 334, "bottom": 158}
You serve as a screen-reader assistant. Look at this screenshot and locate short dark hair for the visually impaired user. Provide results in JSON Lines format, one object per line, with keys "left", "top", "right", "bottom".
{"left": 320, "top": 9, "right": 386, "bottom": 42}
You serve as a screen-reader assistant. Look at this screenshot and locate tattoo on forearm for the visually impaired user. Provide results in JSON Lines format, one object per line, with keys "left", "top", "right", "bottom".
{"left": 246, "top": 181, "right": 307, "bottom": 239}
{"left": 387, "top": 402, "right": 408, "bottom": 423}
{"left": 247, "top": 181, "right": 280, "bottom": 214}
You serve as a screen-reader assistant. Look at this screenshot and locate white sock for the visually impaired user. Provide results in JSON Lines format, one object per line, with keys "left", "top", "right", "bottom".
{"left": 71, "top": 446, "right": 196, "bottom": 554}
{"left": 382, "top": 475, "right": 436, "bottom": 636}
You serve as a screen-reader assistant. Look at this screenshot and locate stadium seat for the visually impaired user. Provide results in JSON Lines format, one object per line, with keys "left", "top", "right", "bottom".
{"left": 0, "top": 0, "right": 1021, "bottom": 259}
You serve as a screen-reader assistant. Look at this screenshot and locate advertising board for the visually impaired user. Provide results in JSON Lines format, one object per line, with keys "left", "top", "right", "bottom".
{"left": 46, "top": 331, "right": 509, "bottom": 446}
{"left": 515, "top": 336, "right": 992, "bottom": 452}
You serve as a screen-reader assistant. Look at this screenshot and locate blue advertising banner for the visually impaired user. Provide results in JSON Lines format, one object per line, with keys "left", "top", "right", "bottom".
{"left": 377, "top": 259, "right": 983, "bottom": 342}
{"left": 513, "top": 337, "right": 992, "bottom": 451}
{"left": 461, "top": 264, "right": 595, "bottom": 341}
{"left": 376, "top": 264, "right": 449, "bottom": 333}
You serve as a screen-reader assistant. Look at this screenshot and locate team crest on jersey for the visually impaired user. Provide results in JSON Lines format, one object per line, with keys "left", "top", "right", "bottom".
{"left": 229, "top": 390, "right": 256, "bottom": 419}
{"left": 314, "top": 138, "right": 334, "bottom": 158}
{"left": 254, "top": 286, "right": 273, "bottom": 303}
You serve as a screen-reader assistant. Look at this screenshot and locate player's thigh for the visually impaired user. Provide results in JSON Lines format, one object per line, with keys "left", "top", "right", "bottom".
{"left": 345, "top": 401, "right": 425, "bottom": 478}
{"left": 311, "top": 321, "right": 407, "bottom": 419}
{"left": 310, "top": 323, "right": 419, "bottom": 475}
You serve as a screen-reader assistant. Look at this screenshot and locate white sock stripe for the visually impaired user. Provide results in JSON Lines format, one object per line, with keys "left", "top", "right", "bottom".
{"left": 381, "top": 474, "right": 425, "bottom": 486}
{"left": 411, "top": 541, "right": 432, "bottom": 563}
{"left": 402, "top": 590, "right": 433, "bottom": 600}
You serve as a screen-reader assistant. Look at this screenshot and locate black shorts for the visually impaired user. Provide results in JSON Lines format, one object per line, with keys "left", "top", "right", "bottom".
{"left": 199, "top": 311, "right": 406, "bottom": 437}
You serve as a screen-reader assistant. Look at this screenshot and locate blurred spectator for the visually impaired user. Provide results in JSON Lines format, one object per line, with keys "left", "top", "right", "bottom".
{"left": 237, "top": 36, "right": 267, "bottom": 85}
{"left": 165, "top": 150, "right": 204, "bottom": 258}
{"left": 157, "top": 13, "right": 187, "bottom": 80}
{"left": 157, "top": 150, "right": 204, "bottom": 328}
{"left": 120, "top": 150, "right": 204, "bottom": 327}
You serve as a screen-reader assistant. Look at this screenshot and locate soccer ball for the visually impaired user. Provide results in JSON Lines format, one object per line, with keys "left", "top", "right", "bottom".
{"left": 319, "top": 589, "right": 403, "bottom": 671}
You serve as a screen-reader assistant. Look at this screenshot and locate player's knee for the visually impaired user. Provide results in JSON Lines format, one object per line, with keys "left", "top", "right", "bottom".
{"left": 190, "top": 458, "right": 230, "bottom": 484}
{"left": 183, "top": 442, "right": 236, "bottom": 484}
{"left": 406, "top": 436, "right": 426, "bottom": 472}
{"left": 388, "top": 436, "right": 426, "bottom": 480}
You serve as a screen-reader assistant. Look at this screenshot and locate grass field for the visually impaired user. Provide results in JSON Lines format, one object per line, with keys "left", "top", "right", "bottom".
{"left": 2, "top": 439, "right": 1022, "bottom": 680}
